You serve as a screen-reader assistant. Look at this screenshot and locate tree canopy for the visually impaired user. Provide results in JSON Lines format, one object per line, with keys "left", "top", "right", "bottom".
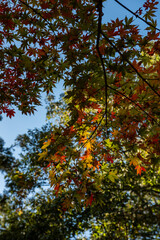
{"left": 0, "top": 0, "right": 160, "bottom": 239}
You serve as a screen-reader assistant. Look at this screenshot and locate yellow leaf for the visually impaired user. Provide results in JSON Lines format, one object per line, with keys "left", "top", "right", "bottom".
{"left": 49, "top": 170, "right": 58, "bottom": 187}
{"left": 86, "top": 152, "right": 93, "bottom": 163}
{"left": 87, "top": 163, "right": 93, "bottom": 169}
{"left": 86, "top": 141, "right": 91, "bottom": 150}
{"left": 105, "top": 139, "right": 112, "bottom": 148}
{"left": 38, "top": 150, "right": 48, "bottom": 161}
{"left": 108, "top": 170, "right": 118, "bottom": 182}
{"left": 129, "top": 157, "right": 139, "bottom": 166}
{"left": 41, "top": 139, "right": 51, "bottom": 149}
{"left": 18, "top": 210, "right": 23, "bottom": 216}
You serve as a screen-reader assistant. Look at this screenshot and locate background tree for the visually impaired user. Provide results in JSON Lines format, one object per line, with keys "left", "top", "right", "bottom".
{"left": 0, "top": 116, "right": 14, "bottom": 173}
{"left": 0, "top": 138, "right": 160, "bottom": 239}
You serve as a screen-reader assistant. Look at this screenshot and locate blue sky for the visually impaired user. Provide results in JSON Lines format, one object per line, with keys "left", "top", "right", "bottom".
{"left": 0, "top": 0, "right": 160, "bottom": 193}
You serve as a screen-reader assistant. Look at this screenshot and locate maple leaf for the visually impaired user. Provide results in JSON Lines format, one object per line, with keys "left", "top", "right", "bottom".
{"left": 129, "top": 157, "right": 139, "bottom": 166}
{"left": 85, "top": 141, "right": 92, "bottom": 151}
{"left": 108, "top": 170, "right": 118, "bottom": 182}
{"left": 86, "top": 193, "right": 94, "bottom": 207}
{"left": 6, "top": 109, "right": 15, "bottom": 118}
{"left": 41, "top": 139, "right": 51, "bottom": 149}
{"left": 111, "top": 111, "right": 116, "bottom": 120}
{"left": 38, "top": 150, "right": 48, "bottom": 161}
{"left": 54, "top": 183, "right": 60, "bottom": 196}
{"left": 135, "top": 165, "right": 146, "bottom": 175}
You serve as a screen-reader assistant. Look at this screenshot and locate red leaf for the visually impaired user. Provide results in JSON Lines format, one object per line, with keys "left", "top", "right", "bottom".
{"left": 107, "top": 155, "right": 114, "bottom": 163}
{"left": 111, "top": 111, "right": 116, "bottom": 120}
{"left": 131, "top": 94, "right": 138, "bottom": 101}
{"left": 89, "top": 193, "right": 94, "bottom": 206}
{"left": 141, "top": 166, "right": 146, "bottom": 172}
{"left": 6, "top": 109, "right": 15, "bottom": 118}
{"left": 54, "top": 183, "right": 60, "bottom": 196}
{"left": 151, "top": 134, "right": 159, "bottom": 143}
{"left": 86, "top": 193, "right": 94, "bottom": 207}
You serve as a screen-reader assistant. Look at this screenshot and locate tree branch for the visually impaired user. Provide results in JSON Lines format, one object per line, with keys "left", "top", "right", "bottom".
{"left": 107, "top": 85, "right": 159, "bottom": 126}
{"left": 79, "top": 112, "right": 105, "bottom": 151}
{"left": 114, "top": 0, "right": 160, "bottom": 32}
{"left": 101, "top": 31, "right": 160, "bottom": 99}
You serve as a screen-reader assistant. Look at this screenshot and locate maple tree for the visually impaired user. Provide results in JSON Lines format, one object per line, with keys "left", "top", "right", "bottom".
{"left": 0, "top": 0, "right": 160, "bottom": 223}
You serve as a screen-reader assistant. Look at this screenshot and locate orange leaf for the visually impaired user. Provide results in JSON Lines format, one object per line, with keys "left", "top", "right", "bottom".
{"left": 135, "top": 165, "right": 141, "bottom": 175}
{"left": 135, "top": 165, "right": 146, "bottom": 175}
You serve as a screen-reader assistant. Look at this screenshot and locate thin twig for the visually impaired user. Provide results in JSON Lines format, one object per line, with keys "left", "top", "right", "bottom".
{"left": 101, "top": 31, "right": 160, "bottom": 99}
{"left": 79, "top": 112, "right": 105, "bottom": 151}
{"left": 74, "top": 82, "right": 159, "bottom": 126}
{"left": 114, "top": 0, "right": 160, "bottom": 32}
{"left": 19, "top": 0, "right": 57, "bottom": 38}
{"left": 107, "top": 85, "right": 159, "bottom": 126}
